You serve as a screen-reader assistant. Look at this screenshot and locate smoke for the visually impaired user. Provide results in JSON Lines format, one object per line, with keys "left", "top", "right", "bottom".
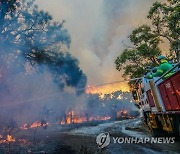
{"left": 35, "top": 0, "right": 165, "bottom": 85}
{"left": 0, "top": 0, "right": 87, "bottom": 125}
{"left": 1, "top": 0, "right": 159, "bottom": 127}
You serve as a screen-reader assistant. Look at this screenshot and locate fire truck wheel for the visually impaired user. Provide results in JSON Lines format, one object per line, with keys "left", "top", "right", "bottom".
{"left": 171, "top": 114, "right": 180, "bottom": 136}
{"left": 147, "top": 115, "right": 164, "bottom": 137}
{"left": 143, "top": 112, "right": 148, "bottom": 125}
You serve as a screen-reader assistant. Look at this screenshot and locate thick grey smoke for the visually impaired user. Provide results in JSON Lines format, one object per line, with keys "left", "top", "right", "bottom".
{"left": 0, "top": 0, "right": 87, "bottom": 125}
{"left": 35, "top": 0, "right": 165, "bottom": 85}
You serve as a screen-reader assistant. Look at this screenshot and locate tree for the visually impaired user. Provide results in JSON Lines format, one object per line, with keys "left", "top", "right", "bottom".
{"left": 0, "top": 0, "right": 86, "bottom": 94}
{"left": 0, "top": 0, "right": 87, "bottom": 124}
{"left": 26, "top": 50, "right": 87, "bottom": 93}
{"left": 115, "top": 25, "right": 161, "bottom": 79}
{"left": 0, "top": 0, "right": 20, "bottom": 28}
{"left": 86, "top": 90, "right": 136, "bottom": 120}
{"left": 115, "top": 0, "right": 179, "bottom": 81}
{"left": 148, "top": 0, "right": 180, "bottom": 60}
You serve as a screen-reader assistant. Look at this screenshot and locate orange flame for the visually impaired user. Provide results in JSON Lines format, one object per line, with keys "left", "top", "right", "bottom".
{"left": 20, "top": 121, "right": 49, "bottom": 130}
{"left": 30, "top": 122, "right": 42, "bottom": 128}
{"left": 0, "top": 139, "right": 6, "bottom": 144}
{"left": 117, "top": 109, "right": 128, "bottom": 118}
{"left": 0, "top": 135, "right": 15, "bottom": 144}
{"left": 60, "top": 110, "right": 87, "bottom": 124}
{"left": 86, "top": 82, "right": 129, "bottom": 97}
{"left": 7, "top": 135, "right": 15, "bottom": 142}
{"left": 60, "top": 110, "right": 111, "bottom": 125}
{"left": 20, "top": 123, "right": 28, "bottom": 130}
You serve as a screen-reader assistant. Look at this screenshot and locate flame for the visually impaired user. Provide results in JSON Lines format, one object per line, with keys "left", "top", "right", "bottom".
{"left": 20, "top": 123, "right": 28, "bottom": 130}
{"left": 20, "top": 121, "right": 49, "bottom": 130}
{"left": 86, "top": 82, "right": 129, "bottom": 96}
{"left": 60, "top": 110, "right": 88, "bottom": 124}
{"left": 0, "top": 134, "right": 6, "bottom": 144}
{"left": 116, "top": 110, "right": 135, "bottom": 119}
{"left": 7, "top": 135, "right": 15, "bottom": 142}
{"left": 117, "top": 95, "right": 122, "bottom": 100}
{"left": 30, "top": 122, "right": 42, "bottom": 128}
{"left": 117, "top": 110, "right": 128, "bottom": 118}
{"left": 0, "top": 135, "right": 15, "bottom": 144}
{"left": 0, "top": 139, "right": 6, "bottom": 144}
{"left": 60, "top": 110, "right": 111, "bottom": 125}
{"left": 60, "top": 121, "right": 66, "bottom": 125}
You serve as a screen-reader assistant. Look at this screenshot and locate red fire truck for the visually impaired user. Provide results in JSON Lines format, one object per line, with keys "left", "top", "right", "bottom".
{"left": 132, "top": 62, "right": 180, "bottom": 136}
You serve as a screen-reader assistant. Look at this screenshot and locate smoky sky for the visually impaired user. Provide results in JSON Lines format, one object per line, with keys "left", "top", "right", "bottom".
{"left": 35, "top": 0, "right": 165, "bottom": 85}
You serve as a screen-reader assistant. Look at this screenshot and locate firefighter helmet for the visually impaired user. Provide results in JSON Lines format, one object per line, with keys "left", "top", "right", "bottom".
{"left": 157, "top": 55, "right": 166, "bottom": 60}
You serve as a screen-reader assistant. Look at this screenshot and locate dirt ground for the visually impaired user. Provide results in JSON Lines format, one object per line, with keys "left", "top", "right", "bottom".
{"left": 0, "top": 119, "right": 180, "bottom": 154}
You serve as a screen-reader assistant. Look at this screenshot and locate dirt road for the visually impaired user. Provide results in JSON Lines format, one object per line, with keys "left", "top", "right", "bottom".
{"left": 68, "top": 118, "right": 180, "bottom": 154}
{"left": 0, "top": 118, "right": 179, "bottom": 154}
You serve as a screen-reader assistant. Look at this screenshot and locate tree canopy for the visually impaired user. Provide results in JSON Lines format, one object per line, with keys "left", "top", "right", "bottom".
{"left": 0, "top": 0, "right": 87, "bottom": 94}
{"left": 115, "top": 25, "right": 161, "bottom": 79}
{"left": 115, "top": 0, "right": 179, "bottom": 80}
{"left": 148, "top": 0, "right": 180, "bottom": 59}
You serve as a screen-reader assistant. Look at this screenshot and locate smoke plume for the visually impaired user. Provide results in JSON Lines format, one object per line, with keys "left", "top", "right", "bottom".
{"left": 35, "top": 0, "right": 165, "bottom": 84}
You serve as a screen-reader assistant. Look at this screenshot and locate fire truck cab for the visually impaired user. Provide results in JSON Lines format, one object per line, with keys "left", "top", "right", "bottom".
{"left": 132, "top": 63, "right": 180, "bottom": 136}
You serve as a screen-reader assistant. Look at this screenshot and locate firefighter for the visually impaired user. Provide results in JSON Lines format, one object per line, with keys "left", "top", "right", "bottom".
{"left": 147, "top": 55, "right": 174, "bottom": 79}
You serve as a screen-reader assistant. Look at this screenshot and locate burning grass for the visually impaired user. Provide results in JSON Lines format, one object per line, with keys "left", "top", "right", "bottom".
{"left": 0, "top": 123, "right": 102, "bottom": 153}
{"left": 0, "top": 135, "right": 15, "bottom": 144}
{"left": 59, "top": 109, "right": 111, "bottom": 125}
{"left": 0, "top": 110, "right": 139, "bottom": 153}
{"left": 20, "top": 121, "right": 49, "bottom": 130}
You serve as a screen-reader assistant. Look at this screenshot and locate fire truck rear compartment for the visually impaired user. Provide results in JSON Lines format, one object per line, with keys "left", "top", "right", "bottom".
{"left": 158, "top": 71, "right": 180, "bottom": 111}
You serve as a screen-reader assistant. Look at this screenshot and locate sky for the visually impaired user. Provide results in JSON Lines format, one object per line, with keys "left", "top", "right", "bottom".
{"left": 35, "top": 0, "right": 165, "bottom": 86}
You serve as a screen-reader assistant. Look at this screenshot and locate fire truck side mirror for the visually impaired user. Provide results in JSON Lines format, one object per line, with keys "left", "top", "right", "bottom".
{"left": 132, "top": 90, "right": 138, "bottom": 101}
